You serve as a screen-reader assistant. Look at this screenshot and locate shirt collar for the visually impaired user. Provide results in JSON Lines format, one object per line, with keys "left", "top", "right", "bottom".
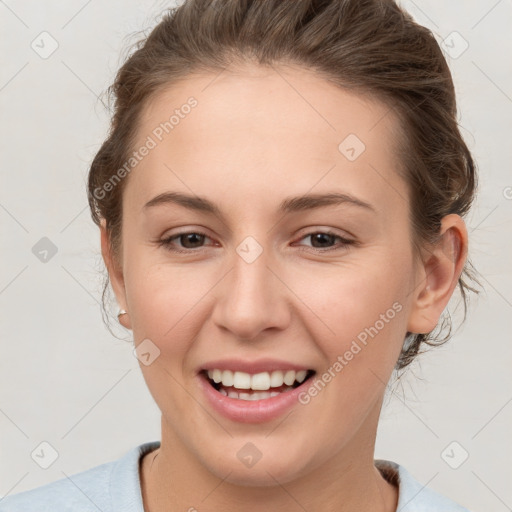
{"left": 110, "top": 443, "right": 467, "bottom": 512}
{"left": 110, "top": 440, "right": 160, "bottom": 512}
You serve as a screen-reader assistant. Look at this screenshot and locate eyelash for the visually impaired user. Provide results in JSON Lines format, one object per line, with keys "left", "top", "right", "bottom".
{"left": 157, "top": 230, "right": 355, "bottom": 254}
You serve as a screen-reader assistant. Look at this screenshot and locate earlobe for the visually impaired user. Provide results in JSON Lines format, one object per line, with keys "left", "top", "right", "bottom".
{"left": 117, "top": 309, "right": 132, "bottom": 330}
{"left": 100, "top": 220, "right": 132, "bottom": 330}
{"left": 406, "top": 214, "right": 468, "bottom": 334}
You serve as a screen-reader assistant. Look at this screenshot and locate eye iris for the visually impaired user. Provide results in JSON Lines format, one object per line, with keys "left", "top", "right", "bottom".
{"left": 180, "top": 233, "right": 205, "bottom": 248}
{"left": 311, "top": 233, "right": 335, "bottom": 248}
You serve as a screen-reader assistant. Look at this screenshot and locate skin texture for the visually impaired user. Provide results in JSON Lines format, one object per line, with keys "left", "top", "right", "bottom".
{"left": 100, "top": 63, "right": 468, "bottom": 511}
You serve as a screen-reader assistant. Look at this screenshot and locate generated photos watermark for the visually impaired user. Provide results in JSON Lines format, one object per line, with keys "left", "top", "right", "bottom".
{"left": 298, "top": 301, "right": 403, "bottom": 405}
{"left": 93, "top": 96, "right": 198, "bottom": 201}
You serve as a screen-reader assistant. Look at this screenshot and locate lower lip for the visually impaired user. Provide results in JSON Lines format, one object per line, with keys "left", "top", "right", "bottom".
{"left": 198, "top": 373, "right": 312, "bottom": 423}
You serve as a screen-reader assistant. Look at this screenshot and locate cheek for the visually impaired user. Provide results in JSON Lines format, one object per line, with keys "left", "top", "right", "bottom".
{"left": 292, "top": 263, "right": 409, "bottom": 433}
{"left": 292, "top": 257, "right": 409, "bottom": 347}
{"left": 124, "top": 252, "right": 219, "bottom": 355}
{"left": 124, "top": 258, "right": 212, "bottom": 406}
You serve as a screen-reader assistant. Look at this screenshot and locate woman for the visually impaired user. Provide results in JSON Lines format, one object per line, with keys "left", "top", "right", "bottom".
{"left": 0, "top": 0, "right": 479, "bottom": 510}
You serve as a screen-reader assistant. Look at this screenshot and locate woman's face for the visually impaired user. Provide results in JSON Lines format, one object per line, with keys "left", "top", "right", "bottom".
{"left": 105, "top": 64, "right": 436, "bottom": 485}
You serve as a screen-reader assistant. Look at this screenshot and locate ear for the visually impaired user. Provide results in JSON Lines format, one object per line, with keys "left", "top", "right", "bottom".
{"left": 100, "top": 219, "right": 132, "bottom": 330}
{"left": 407, "top": 214, "right": 468, "bottom": 334}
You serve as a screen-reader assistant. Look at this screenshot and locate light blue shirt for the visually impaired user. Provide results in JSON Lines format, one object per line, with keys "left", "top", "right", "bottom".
{"left": 0, "top": 441, "right": 471, "bottom": 511}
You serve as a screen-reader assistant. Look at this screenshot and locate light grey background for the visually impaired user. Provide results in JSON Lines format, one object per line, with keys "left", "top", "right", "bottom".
{"left": 0, "top": 1, "right": 511, "bottom": 510}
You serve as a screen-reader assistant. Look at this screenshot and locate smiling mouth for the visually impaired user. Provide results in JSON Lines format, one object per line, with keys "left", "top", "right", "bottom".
{"left": 202, "top": 369, "right": 316, "bottom": 401}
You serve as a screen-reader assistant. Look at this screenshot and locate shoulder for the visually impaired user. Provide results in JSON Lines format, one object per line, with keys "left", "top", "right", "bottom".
{"left": 0, "top": 460, "right": 114, "bottom": 512}
{"left": 0, "top": 441, "right": 160, "bottom": 512}
{"left": 376, "top": 459, "right": 472, "bottom": 512}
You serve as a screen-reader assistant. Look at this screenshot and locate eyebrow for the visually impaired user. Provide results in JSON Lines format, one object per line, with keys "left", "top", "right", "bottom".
{"left": 143, "top": 191, "right": 376, "bottom": 218}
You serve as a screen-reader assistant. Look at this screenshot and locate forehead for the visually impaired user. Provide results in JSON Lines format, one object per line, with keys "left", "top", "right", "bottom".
{"left": 127, "top": 64, "right": 407, "bottom": 217}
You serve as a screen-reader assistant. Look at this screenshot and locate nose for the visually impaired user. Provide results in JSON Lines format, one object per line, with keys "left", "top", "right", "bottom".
{"left": 211, "top": 242, "right": 291, "bottom": 341}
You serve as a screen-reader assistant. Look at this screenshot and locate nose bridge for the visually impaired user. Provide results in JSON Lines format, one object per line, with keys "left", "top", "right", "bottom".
{"left": 213, "top": 235, "right": 290, "bottom": 340}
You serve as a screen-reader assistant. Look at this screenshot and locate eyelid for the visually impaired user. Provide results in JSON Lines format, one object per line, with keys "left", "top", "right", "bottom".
{"left": 292, "top": 230, "right": 355, "bottom": 252}
{"left": 293, "top": 225, "right": 355, "bottom": 241}
{"left": 158, "top": 229, "right": 215, "bottom": 251}
{"left": 157, "top": 227, "right": 356, "bottom": 254}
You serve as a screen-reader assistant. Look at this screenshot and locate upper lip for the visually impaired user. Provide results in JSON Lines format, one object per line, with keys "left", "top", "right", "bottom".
{"left": 199, "top": 358, "right": 314, "bottom": 375}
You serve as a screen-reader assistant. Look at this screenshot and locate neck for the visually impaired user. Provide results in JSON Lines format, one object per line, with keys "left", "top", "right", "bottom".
{"left": 140, "top": 409, "right": 398, "bottom": 512}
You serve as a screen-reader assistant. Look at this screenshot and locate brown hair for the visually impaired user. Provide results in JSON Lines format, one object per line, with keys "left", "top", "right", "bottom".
{"left": 88, "top": 0, "right": 480, "bottom": 370}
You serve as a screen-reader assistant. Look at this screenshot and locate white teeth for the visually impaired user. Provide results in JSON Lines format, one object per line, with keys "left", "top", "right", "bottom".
{"left": 207, "top": 369, "right": 311, "bottom": 391}
{"left": 295, "top": 370, "right": 308, "bottom": 383}
{"left": 233, "top": 371, "right": 251, "bottom": 389}
{"left": 269, "top": 371, "right": 284, "bottom": 387}
{"left": 283, "top": 370, "right": 296, "bottom": 386}
{"left": 251, "top": 372, "right": 270, "bottom": 390}
{"left": 225, "top": 388, "right": 294, "bottom": 401}
{"left": 221, "top": 370, "right": 234, "bottom": 387}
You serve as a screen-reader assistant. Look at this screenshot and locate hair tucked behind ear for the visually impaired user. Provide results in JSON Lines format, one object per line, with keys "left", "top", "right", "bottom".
{"left": 88, "top": 0, "right": 481, "bottom": 369}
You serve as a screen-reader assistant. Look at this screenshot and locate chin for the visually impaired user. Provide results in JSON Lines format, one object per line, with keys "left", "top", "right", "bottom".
{"left": 198, "top": 441, "right": 317, "bottom": 487}
{"left": 215, "top": 461, "right": 306, "bottom": 487}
